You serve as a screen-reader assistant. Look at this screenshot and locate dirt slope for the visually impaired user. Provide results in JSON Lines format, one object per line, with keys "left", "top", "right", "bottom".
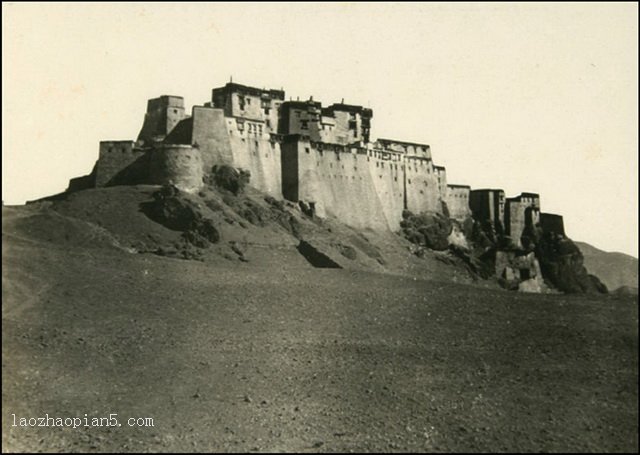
{"left": 2, "top": 188, "right": 638, "bottom": 452}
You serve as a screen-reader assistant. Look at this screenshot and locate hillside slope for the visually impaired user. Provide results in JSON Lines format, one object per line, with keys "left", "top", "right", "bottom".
{"left": 575, "top": 241, "right": 638, "bottom": 293}
{"left": 2, "top": 185, "right": 638, "bottom": 452}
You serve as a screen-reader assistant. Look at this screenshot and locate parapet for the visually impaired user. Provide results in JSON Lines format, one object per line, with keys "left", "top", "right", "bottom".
{"left": 507, "top": 192, "right": 540, "bottom": 209}
{"left": 212, "top": 82, "right": 285, "bottom": 102}
{"left": 377, "top": 139, "right": 431, "bottom": 158}
{"left": 99, "top": 140, "right": 136, "bottom": 156}
{"left": 323, "top": 103, "right": 373, "bottom": 121}
{"left": 147, "top": 95, "right": 184, "bottom": 110}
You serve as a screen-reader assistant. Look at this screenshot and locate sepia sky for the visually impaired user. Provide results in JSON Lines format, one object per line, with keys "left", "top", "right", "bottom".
{"left": 3, "top": 2, "right": 638, "bottom": 257}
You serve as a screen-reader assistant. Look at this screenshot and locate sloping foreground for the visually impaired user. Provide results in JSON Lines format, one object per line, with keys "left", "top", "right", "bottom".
{"left": 2, "top": 203, "right": 638, "bottom": 452}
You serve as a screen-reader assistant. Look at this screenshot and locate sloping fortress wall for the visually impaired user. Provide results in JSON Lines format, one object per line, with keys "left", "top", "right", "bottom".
{"left": 366, "top": 147, "right": 406, "bottom": 230}
{"left": 282, "top": 137, "right": 393, "bottom": 230}
{"left": 85, "top": 80, "right": 547, "bottom": 236}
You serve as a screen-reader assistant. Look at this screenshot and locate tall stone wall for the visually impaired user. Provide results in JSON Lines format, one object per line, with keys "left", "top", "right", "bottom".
{"left": 95, "top": 140, "right": 145, "bottom": 187}
{"left": 445, "top": 185, "right": 472, "bottom": 221}
{"left": 367, "top": 149, "right": 406, "bottom": 230}
{"left": 505, "top": 200, "right": 526, "bottom": 245}
{"left": 434, "top": 166, "right": 448, "bottom": 200}
{"left": 227, "top": 119, "right": 282, "bottom": 199}
{"left": 505, "top": 193, "right": 541, "bottom": 246}
{"left": 505, "top": 201, "right": 540, "bottom": 247}
{"left": 284, "top": 139, "right": 395, "bottom": 231}
{"left": 404, "top": 155, "right": 441, "bottom": 214}
{"left": 469, "top": 189, "right": 505, "bottom": 231}
{"left": 148, "top": 145, "right": 203, "bottom": 193}
{"left": 191, "top": 107, "right": 235, "bottom": 170}
{"left": 167, "top": 106, "right": 283, "bottom": 198}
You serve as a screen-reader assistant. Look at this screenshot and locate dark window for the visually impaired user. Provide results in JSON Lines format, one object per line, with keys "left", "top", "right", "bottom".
{"left": 305, "top": 147, "right": 310, "bottom": 154}
{"left": 301, "top": 120, "right": 309, "bottom": 130}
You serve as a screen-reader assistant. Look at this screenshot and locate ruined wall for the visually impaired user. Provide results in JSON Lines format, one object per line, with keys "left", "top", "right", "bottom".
{"left": 404, "top": 155, "right": 441, "bottom": 214}
{"left": 148, "top": 145, "right": 203, "bottom": 193}
{"left": 67, "top": 172, "right": 96, "bottom": 192}
{"left": 445, "top": 185, "right": 471, "bottom": 221}
{"left": 95, "top": 140, "right": 145, "bottom": 187}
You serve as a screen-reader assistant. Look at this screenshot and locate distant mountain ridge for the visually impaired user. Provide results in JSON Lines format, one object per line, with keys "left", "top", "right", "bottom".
{"left": 575, "top": 241, "right": 638, "bottom": 292}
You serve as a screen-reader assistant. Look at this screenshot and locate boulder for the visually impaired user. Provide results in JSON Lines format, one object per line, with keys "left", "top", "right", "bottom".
{"left": 401, "top": 210, "right": 452, "bottom": 251}
{"left": 535, "top": 234, "right": 608, "bottom": 294}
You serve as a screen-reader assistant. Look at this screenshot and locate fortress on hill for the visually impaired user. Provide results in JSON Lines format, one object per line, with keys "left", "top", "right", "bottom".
{"left": 69, "top": 81, "right": 565, "bottom": 246}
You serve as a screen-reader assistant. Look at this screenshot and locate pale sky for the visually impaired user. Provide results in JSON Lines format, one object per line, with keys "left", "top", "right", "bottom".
{"left": 3, "top": 2, "right": 638, "bottom": 257}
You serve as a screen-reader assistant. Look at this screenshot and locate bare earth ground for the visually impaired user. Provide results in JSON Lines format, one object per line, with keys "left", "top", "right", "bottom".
{"left": 2, "top": 196, "right": 638, "bottom": 452}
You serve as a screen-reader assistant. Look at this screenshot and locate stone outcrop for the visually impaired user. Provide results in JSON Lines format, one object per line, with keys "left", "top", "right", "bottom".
{"left": 535, "top": 233, "right": 608, "bottom": 294}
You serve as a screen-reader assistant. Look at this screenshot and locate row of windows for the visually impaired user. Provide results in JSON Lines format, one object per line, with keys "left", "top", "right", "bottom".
{"left": 105, "top": 147, "right": 130, "bottom": 154}
{"left": 315, "top": 174, "right": 363, "bottom": 181}
{"left": 298, "top": 119, "right": 337, "bottom": 132}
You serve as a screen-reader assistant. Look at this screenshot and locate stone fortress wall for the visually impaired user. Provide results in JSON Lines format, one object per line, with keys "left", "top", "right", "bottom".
{"left": 147, "top": 145, "right": 204, "bottom": 193}
{"left": 95, "top": 140, "right": 145, "bottom": 187}
{"left": 445, "top": 185, "right": 472, "bottom": 221}
{"left": 82, "top": 80, "right": 563, "bottom": 244}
